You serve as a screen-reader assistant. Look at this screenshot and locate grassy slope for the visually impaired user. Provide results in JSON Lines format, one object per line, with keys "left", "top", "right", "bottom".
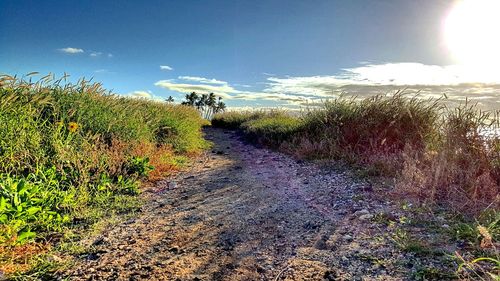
{"left": 0, "top": 75, "right": 208, "bottom": 277}
{"left": 212, "top": 94, "right": 500, "bottom": 279}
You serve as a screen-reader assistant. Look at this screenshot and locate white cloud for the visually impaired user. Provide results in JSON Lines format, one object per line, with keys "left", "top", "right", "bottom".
{"left": 155, "top": 80, "right": 234, "bottom": 99}
{"left": 107, "top": 53, "right": 113, "bottom": 58}
{"left": 128, "top": 90, "right": 170, "bottom": 102}
{"left": 265, "top": 63, "right": 500, "bottom": 97}
{"left": 129, "top": 91, "right": 152, "bottom": 99}
{"left": 58, "top": 47, "right": 84, "bottom": 54}
{"left": 178, "top": 76, "right": 227, "bottom": 85}
{"left": 160, "top": 65, "right": 173, "bottom": 71}
{"left": 93, "top": 69, "right": 116, "bottom": 74}
{"left": 154, "top": 78, "right": 314, "bottom": 104}
{"left": 153, "top": 63, "right": 500, "bottom": 110}
{"left": 90, "top": 51, "right": 102, "bottom": 57}
{"left": 264, "top": 62, "right": 500, "bottom": 109}
{"left": 262, "top": 72, "right": 276, "bottom": 76}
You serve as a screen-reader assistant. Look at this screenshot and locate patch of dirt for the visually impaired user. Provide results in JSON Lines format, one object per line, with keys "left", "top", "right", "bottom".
{"left": 61, "top": 128, "right": 453, "bottom": 280}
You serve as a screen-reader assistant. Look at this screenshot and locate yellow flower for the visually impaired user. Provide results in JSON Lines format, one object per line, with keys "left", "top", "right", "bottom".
{"left": 68, "top": 122, "right": 79, "bottom": 133}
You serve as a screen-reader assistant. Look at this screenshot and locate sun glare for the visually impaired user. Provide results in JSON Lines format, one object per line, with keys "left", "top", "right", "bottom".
{"left": 444, "top": 0, "right": 500, "bottom": 67}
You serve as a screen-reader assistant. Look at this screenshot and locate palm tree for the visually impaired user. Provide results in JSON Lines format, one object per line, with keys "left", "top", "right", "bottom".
{"left": 196, "top": 94, "right": 207, "bottom": 111}
{"left": 181, "top": 92, "right": 198, "bottom": 106}
{"left": 215, "top": 97, "right": 226, "bottom": 114}
{"left": 181, "top": 92, "right": 226, "bottom": 119}
{"left": 204, "top": 93, "right": 217, "bottom": 119}
{"left": 166, "top": 96, "right": 174, "bottom": 103}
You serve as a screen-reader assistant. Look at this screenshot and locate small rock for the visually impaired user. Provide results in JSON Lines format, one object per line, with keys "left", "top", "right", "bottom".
{"left": 342, "top": 235, "right": 353, "bottom": 241}
{"left": 354, "top": 209, "right": 370, "bottom": 216}
{"left": 169, "top": 247, "right": 179, "bottom": 254}
{"left": 442, "top": 224, "right": 450, "bottom": 228}
{"left": 314, "top": 238, "right": 328, "bottom": 250}
{"left": 92, "top": 237, "right": 105, "bottom": 246}
{"left": 359, "top": 214, "right": 373, "bottom": 221}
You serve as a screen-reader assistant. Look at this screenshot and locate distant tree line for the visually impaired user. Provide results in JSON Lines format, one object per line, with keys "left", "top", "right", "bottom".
{"left": 166, "top": 92, "right": 226, "bottom": 119}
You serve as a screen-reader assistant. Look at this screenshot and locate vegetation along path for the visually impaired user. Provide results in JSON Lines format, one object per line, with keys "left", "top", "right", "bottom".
{"left": 63, "top": 128, "right": 451, "bottom": 280}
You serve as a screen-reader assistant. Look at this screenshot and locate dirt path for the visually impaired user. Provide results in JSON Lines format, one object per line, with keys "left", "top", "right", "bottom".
{"left": 63, "top": 128, "right": 443, "bottom": 280}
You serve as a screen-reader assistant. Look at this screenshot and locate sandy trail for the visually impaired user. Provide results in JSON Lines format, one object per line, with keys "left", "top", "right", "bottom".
{"left": 64, "top": 128, "right": 429, "bottom": 281}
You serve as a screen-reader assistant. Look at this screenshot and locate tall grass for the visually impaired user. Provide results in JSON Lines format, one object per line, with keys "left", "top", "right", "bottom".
{"left": 212, "top": 93, "right": 499, "bottom": 214}
{"left": 398, "top": 104, "right": 499, "bottom": 213}
{"left": 0, "top": 74, "right": 207, "bottom": 274}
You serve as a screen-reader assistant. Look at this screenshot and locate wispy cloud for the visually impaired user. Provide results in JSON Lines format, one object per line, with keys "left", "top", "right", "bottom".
{"left": 58, "top": 47, "right": 84, "bottom": 54}
{"left": 58, "top": 47, "right": 112, "bottom": 58}
{"left": 93, "top": 69, "right": 116, "bottom": 74}
{"left": 262, "top": 72, "right": 276, "bottom": 76}
{"left": 154, "top": 77, "right": 313, "bottom": 104}
{"left": 129, "top": 90, "right": 152, "bottom": 98}
{"left": 160, "top": 65, "right": 173, "bottom": 71}
{"left": 128, "top": 90, "right": 167, "bottom": 102}
{"left": 178, "top": 76, "right": 227, "bottom": 85}
{"left": 265, "top": 63, "right": 500, "bottom": 96}
{"left": 154, "top": 63, "right": 500, "bottom": 110}
{"left": 155, "top": 80, "right": 234, "bottom": 99}
{"left": 234, "top": 84, "right": 252, "bottom": 88}
{"left": 264, "top": 62, "right": 500, "bottom": 109}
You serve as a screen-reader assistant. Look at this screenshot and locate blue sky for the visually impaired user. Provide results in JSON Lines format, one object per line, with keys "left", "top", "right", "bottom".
{"left": 1, "top": 0, "right": 499, "bottom": 109}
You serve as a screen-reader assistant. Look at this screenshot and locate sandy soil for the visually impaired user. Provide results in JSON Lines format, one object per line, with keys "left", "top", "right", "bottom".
{"left": 62, "top": 128, "right": 449, "bottom": 281}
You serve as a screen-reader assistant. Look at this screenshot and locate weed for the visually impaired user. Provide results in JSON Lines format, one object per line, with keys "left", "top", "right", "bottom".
{"left": 126, "top": 157, "right": 154, "bottom": 178}
{"left": 413, "top": 266, "right": 457, "bottom": 280}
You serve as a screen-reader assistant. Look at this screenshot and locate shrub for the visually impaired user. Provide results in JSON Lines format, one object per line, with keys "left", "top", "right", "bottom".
{"left": 241, "top": 115, "right": 304, "bottom": 147}
{"left": 211, "top": 111, "right": 269, "bottom": 129}
{"left": 397, "top": 105, "right": 499, "bottom": 213}
{"left": 0, "top": 167, "right": 75, "bottom": 245}
{"left": 301, "top": 94, "right": 440, "bottom": 156}
{"left": 0, "top": 74, "right": 207, "bottom": 249}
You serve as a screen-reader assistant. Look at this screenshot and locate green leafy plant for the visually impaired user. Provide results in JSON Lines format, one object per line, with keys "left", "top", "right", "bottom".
{"left": 126, "top": 156, "right": 154, "bottom": 178}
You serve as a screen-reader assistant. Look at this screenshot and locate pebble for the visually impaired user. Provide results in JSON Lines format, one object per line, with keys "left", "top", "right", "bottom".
{"left": 343, "top": 235, "right": 353, "bottom": 241}
{"left": 354, "top": 209, "right": 370, "bottom": 216}
{"left": 359, "top": 214, "right": 373, "bottom": 221}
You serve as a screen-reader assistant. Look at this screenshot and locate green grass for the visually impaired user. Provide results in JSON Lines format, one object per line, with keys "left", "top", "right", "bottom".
{"left": 211, "top": 111, "right": 267, "bottom": 129}
{"left": 241, "top": 114, "right": 304, "bottom": 147}
{"left": 0, "top": 74, "right": 207, "bottom": 276}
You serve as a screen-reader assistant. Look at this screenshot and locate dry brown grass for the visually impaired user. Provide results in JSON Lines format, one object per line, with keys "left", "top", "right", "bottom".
{"left": 0, "top": 243, "right": 50, "bottom": 275}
